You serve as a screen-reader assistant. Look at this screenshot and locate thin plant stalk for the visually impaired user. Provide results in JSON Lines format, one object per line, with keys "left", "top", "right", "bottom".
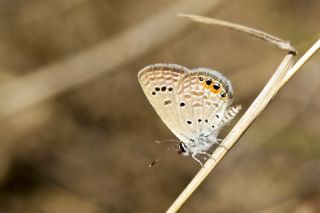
{"left": 178, "top": 14, "right": 297, "bottom": 53}
{"left": 166, "top": 39, "right": 319, "bottom": 213}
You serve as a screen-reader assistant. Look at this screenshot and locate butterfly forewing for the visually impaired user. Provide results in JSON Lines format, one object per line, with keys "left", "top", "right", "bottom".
{"left": 138, "top": 64, "right": 192, "bottom": 141}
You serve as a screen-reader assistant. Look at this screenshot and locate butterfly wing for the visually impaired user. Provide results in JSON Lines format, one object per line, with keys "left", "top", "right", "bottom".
{"left": 176, "top": 68, "right": 235, "bottom": 138}
{"left": 138, "top": 64, "right": 193, "bottom": 142}
{"left": 138, "top": 64, "right": 239, "bottom": 146}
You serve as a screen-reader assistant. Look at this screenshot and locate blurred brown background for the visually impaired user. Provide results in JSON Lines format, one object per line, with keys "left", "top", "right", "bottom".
{"left": 0, "top": 0, "right": 319, "bottom": 212}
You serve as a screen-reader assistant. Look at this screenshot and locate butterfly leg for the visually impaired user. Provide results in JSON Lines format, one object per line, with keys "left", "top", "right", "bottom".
{"left": 195, "top": 151, "right": 212, "bottom": 159}
{"left": 218, "top": 143, "right": 229, "bottom": 151}
{"left": 192, "top": 153, "right": 204, "bottom": 167}
{"left": 192, "top": 151, "right": 216, "bottom": 167}
{"left": 221, "top": 105, "right": 242, "bottom": 125}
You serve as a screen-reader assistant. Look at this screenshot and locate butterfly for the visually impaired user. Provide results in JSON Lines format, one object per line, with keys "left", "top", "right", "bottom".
{"left": 138, "top": 64, "right": 241, "bottom": 167}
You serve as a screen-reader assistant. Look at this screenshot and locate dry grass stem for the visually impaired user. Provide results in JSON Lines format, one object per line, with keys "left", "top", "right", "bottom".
{"left": 167, "top": 53, "right": 292, "bottom": 213}
{"left": 282, "top": 39, "right": 320, "bottom": 84}
{"left": 0, "top": 1, "right": 319, "bottom": 212}
{"left": 167, "top": 16, "right": 319, "bottom": 212}
{"left": 178, "top": 14, "right": 297, "bottom": 53}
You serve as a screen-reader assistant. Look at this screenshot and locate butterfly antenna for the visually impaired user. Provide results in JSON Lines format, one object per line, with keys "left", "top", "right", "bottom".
{"left": 149, "top": 144, "right": 179, "bottom": 167}
{"left": 155, "top": 139, "right": 179, "bottom": 144}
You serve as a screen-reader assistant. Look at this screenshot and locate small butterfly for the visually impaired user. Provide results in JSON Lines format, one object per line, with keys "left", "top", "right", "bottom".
{"left": 138, "top": 64, "right": 241, "bottom": 167}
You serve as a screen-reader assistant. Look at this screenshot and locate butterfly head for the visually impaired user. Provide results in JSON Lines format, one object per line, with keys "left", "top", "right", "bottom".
{"left": 178, "top": 142, "right": 190, "bottom": 156}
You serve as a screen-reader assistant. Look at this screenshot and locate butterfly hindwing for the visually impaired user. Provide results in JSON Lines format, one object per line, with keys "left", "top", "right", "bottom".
{"left": 176, "top": 68, "right": 234, "bottom": 137}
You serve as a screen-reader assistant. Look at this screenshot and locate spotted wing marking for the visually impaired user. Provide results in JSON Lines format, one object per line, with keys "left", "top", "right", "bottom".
{"left": 177, "top": 68, "right": 234, "bottom": 137}
{"left": 138, "top": 64, "right": 192, "bottom": 141}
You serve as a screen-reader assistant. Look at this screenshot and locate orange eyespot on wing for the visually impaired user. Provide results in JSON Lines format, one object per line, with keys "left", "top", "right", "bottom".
{"left": 202, "top": 78, "right": 212, "bottom": 89}
{"left": 201, "top": 78, "right": 225, "bottom": 96}
{"left": 210, "top": 82, "right": 222, "bottom": 94}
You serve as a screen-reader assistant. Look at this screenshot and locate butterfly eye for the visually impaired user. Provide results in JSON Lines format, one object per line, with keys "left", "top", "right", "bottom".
{"left": 179, "top": 143, "right": 185, "bottom": 152}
